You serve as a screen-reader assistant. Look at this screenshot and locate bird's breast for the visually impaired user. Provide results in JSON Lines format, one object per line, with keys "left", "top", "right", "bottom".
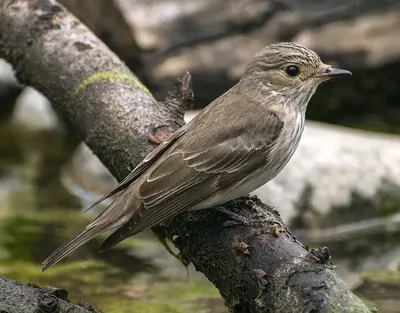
{"left": 266, "top": 112, "right": 305, "bottom": 177}
{"left": 243, "top": 112, "right": 305, "bottom": 192}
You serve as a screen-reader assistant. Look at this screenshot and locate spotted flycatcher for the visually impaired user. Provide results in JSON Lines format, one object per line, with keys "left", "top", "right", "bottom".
{"left": 42, "top": 42, "right": 351, "bottom": 271}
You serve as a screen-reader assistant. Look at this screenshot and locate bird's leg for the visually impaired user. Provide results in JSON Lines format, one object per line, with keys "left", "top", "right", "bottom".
{"left": 152, "top": 229, "right": 191, "bottom": 276}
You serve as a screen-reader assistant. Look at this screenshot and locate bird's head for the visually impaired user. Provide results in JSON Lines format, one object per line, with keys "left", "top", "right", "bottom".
{"left": 241, "top": 42, "right": 352, "bottom": 111}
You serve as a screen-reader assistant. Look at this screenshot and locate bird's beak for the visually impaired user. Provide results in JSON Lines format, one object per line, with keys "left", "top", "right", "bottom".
{"left": 317, "top": 67, "right": 352, "bottom": 80}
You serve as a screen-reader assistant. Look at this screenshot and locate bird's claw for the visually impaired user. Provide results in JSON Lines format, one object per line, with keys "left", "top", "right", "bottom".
{"left": 215, "top": 206, "right": 263, "bottom": 228}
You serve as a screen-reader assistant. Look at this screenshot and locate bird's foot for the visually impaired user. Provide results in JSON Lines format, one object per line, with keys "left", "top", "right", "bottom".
{"left": 215, "top": 206, "right": 263, "bottom": 228}
{"left": 155, "top": 234, "right": 191, "bottom": 277}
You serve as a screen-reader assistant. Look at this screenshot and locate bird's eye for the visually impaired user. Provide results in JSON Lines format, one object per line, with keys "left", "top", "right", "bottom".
{"left": 285, "top": 65, "right": 300, "bottom": 77}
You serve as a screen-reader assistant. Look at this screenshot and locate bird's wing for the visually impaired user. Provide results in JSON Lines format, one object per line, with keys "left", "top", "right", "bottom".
{"left": 100, "top": 111, "right": 284, "bottom": 251}
{"left": 84, "top": 125, "right": 189, "bottom": 212}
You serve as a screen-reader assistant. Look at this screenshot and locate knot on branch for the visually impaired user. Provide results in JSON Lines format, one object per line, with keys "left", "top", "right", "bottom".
{"left": 306, "top": 247, "right": 332, "bottom": 265}
{"left": 35, "top": 293, "right": 60, "bottom": 313}
{"left": 161, "top": 71, "right": 193, "bottom": 126}
{"left": 149, "top": 72, "right": 194, "bottom": 144}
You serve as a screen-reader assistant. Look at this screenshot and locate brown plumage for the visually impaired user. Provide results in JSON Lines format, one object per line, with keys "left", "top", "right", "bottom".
{"left": 42, "top": 42, "right": 351, "bottom": 271}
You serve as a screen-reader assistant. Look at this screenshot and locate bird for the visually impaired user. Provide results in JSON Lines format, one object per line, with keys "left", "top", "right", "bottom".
{"left": 42, "top": 42, "right": 352, "bottom": 271}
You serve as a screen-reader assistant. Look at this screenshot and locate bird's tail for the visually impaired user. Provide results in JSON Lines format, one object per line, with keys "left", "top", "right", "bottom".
{"left": 41, "top": 187, "right": 138, "bottom": 271}
{"left": 41, "top": 225, "right": 103, "bottom": 272}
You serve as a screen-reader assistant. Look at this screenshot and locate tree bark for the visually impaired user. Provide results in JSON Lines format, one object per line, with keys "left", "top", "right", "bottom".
{"left": 0, "top": 1, "right": 370, "bottom": 312}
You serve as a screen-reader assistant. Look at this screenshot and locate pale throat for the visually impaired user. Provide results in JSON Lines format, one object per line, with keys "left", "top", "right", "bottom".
{"left": 268, "top": 84, "right": 317, "bottom": 114}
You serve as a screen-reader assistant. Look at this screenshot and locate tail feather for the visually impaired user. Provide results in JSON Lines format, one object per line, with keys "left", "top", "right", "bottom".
{"left": 41, "top": 225, "right": 103, "bottom": 272}
{"left": 42, "top": 187, "right": 140, "bottom": 271}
